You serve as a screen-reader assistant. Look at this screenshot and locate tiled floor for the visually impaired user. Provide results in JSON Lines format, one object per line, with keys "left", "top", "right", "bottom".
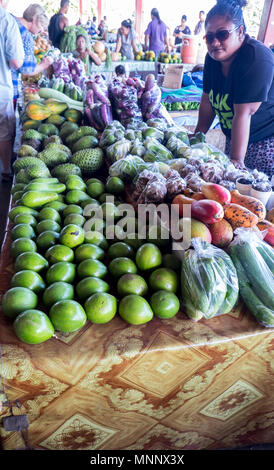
{"left": 0, "top": 179, "right": 12, "bottom": 251}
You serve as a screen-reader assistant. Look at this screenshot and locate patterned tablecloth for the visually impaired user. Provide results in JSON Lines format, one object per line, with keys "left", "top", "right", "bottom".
{"left": 0, "top": 199, "right": 273, "bottom": 451}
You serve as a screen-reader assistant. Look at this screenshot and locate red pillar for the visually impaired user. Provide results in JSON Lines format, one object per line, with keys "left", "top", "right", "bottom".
{"left": 98, "top": 0, "right": 102, "bottom": 22}
{"left": 264, "top": 1, "right": 274, "bottom": 46}
{"left": 135, "top": 0, "right": 142, "bottom": 39}
{"left": 79, "top": 0, "right": 83, "bottom": 17}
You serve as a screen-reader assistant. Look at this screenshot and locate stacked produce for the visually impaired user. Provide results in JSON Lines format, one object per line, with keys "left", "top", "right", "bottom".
{"left": 135, "top": 50, "right": 156, "bottom": 61}
{"left": 59, "top": 25, "right": 90, "bottom": 53}
{"left": 84, "top": 75, "right": 113, "bottom": 131}
{"left": 162, "top": 101, "right": 200, "bottom": 111}
{"left": 108, "top": 77, "right": 143, "bottom": 127}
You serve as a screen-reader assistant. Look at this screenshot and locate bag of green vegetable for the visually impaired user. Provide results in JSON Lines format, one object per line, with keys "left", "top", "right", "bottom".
{"left": 99, "top": 128, "right": 125, "bottom": 149}
{"left": 143, "top": 137, "right": 173, "bottom": 162}
{"left": 228, "top": 228, "right": 274, "bottom": 327}
{"left": 166, "top": 136, "right": 191, "bottom": 158}
{"left": 130, "top": 139, "right": 146, "bottom": 158}
{"left": 108, "top": 155, "right": 147, "bottom": 182}
{"left": 106, "top": 138, "right": 132, "bottom": 163}
{"left": 146, "top": 118, "right": 168, "bottom": 133}
{"left": 181, "top": 238, "right": 239, "bottom": 321}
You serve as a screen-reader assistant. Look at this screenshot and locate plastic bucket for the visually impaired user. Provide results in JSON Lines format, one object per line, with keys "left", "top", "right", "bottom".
{"left": 180, "top": 35, "right": 198, "bottom": 64}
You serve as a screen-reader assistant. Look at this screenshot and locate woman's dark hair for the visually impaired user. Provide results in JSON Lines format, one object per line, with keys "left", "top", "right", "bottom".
{"left": 121, "top": 19, "right": 132, "bottom": 29}
{"left": 205, "top": 0, "right": 247, "bottom": 31}
{"left": 182, "top": 15, "right": 187, "bottom": 21}
{"left": 115, "top": 65, "right": 126, "bottom": 75}
{"left": 151, "top": 8, "right": 162, "bottom": 24}
{"left": 76, "top": 34, "right": 86, "bottom": 44}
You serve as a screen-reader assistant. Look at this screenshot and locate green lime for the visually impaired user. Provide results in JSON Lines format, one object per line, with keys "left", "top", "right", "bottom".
{"left": 108, "top": 242, "right": 135, "bottom": 260}
{"left": 38, "top": 207, "right": 61, "bottom": 223}
{"left": 65, "top": 175, "right": 87, "bottom": 191}
{"left": 105, "top": 176, "right": 125, "bottom": 195}
{"left": 49, "top": 300, "right": 87, "bottom": 333}
{"left": 11, "top": 224, "right": 36, "bottom": 241}
{"left": 11, "top": 238, "right": 37, "bottom": 258}
{"left": 86, "top": 178, "right": 102, "bottom": 186}
{"left": 150, "top": 290, "right": 180, "bottom": 318}
{"left": 84, "top": 230, "right": 108, "bottom": 250}
{"left": 118, "top": 295, "right": 153, "bottom": 325}
{"left": 36, "top": 231, "right": 60, "bottom": 251}
{"left": 123, "top": 233, "right": 143, "bottom": 250}
{"left": 74, "top": 244, "right": 105, "bottom": 263}
{"left": 42, "top": 281, "right": 74, "bottom": 308}
{"left": 45, "top": 245, "right": 74, "bottom": 264}
{"left": 77, "top": 259, "right": 107, "bottom": 279}
{"left": 149, "top": 268, "right": 178, "bottom": 293}
{"left": 13, "top": 214, "right": 37, "bottom": 227}
{"left": 76, "top": 277, "right": 109, "bottom": 301}
{"left": 46, "top": 262, "right": 76, "bottom": 284}
{"left": 98, "top": 193, "right": 116, "bottom": 204}
{"left": 87, "top": 181, "right": 105, "bottom": 198}
{"left": 162, "top": 254, "right": 181, "bottom": 272}
{"left": 59, "top": 224, "right": 85, "bottom": 248}
{"left": 63, "top": 213, "right": 85, "bottom": 227}
{"left": 9, "top": 206, "right": 38, "bottom": 222}
{"left": 101, "top": 202, "right": 120, "bottom": 221}
{"left": 84, "top": 293, "right": 117, "bottom": 324}
{"left": 43, "top": 201, "right": 67, "bottom": 212}
{"left": 81, "top": 198, "right": 100, "bottom": 209}
{"left": 136, "top": 243, "right": 162, "bottom": 271}
{"left": 14, "top": 252, "right": 49, "bottom": 273}
{"left": 108, "top": 257, "right": 137, "bottom": 279}
{"left": 63, "top": 204, "right": 83, "bottom": 217}
{"left": 13, "top": 309, "right": 54, "bottom": 344}
{"left": 1, "top": 287, "right": 38, "bottom": 318}
{"left": 11, "top": 270, "right": 46, "bottom": 294}
{"left": 117, "top": 274, "right": 148, "bottom": 297}
{"left": 36, "top": 219, "right": 61, "bottom": 234}
{"left": 65, "top": 189, "right": 90, "bottom": 205}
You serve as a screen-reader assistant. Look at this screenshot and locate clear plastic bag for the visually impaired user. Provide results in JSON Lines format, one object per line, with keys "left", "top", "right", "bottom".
{"left": 181, "top": 238, "right": 239, "bottom": 321}
{"left": 108, "top": 155, "right": 148, "bottom": 182}
{"left": 228, "top": 228, "right": 274, "bottom": 327}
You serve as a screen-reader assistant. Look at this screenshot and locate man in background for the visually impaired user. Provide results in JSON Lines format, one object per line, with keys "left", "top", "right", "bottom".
{"left": 194, "top": 10, "right": 205, "bottom": 36}
{"left": 0, "top": 0, "right": 24, "bottom": 181}
{"left": 48, "top": 0, "right": 69, "bottom": 49}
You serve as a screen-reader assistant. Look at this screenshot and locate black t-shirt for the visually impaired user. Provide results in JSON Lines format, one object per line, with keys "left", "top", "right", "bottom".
{"left": 174, "top": 25, "right": 191, "bottom": 45}
{"left": 203, "top": 35, "right": 274, "bottom": 143}
{"left": 48, "top": 13, "right": 64, "bottom": 49}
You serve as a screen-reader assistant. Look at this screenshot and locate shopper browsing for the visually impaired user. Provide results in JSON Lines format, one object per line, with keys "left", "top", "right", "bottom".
{"left": 144, "top": 8, "right": 169, "bottom": 55}
{"left": 115, "top": 19, "right": 139, "bottom": 60}
{"left": 48, "top": 0, "right": 69, "bottom": 49}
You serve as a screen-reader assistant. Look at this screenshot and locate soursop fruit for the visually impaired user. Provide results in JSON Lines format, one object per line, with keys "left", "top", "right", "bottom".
{"left": 44, "top": 143, "right": 71, "bottom": 157}
{"left": 38, "top": 148, "right": 69, "bottom": 168}
{"left": 26, "top": 165, "right": 51, "bottom": 179}
{"left": 18, "top": 144, "right": 38, "bottom": 158}
{"left": 72, "top": 135, "right": 99, "bottom": 154}
{"left": 22, "top": 129, "right": 44, "bottom": 142}
{"left": 59, "top": 122, "right": 79, "bottom": 140}
{"left": 22, "top": 139, "right": 42, "bottom": 151}
{"left": 43, "top": 135, "right": 62, "bottom": 148}
{"left": 13, "top": 157, "right": 48, "bottom": 174}
{"left": 71, "top": 148, "right": 103, "bottom": 175}
{"left": 66, "top": 126, "right": 98, "bottom": 147}
{"left": 15, "top": 169, "right": 31, "bottom": 184}
{"left": 38, "top": 123, "right": 59, "bottom": 136}
{"left": 51, "top": 163, "right": 82, "bottom": 182}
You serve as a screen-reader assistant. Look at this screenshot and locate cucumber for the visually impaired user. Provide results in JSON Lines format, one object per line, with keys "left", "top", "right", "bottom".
{"left": 39, "top": 88, "right": 83, "bottom": 112}
{"left": 202, "top": 259, "right": 227, "bottom": 319}
{"left": 218, "top": 253, "right": 239, "bottom": 314}
{"left": 234, "top": 242, "right": 274, "bottom": 311}
{"left": 31, "top": 177, "right": 59, "bottom": 184}
{"left": 181, "top": 251, "right": 210, "bottom": 314}
{"left": 256, "top": 243, "right": 274, "bottom": 275}
{"left": 229, "top": 249, "right": 274, "bottom": 327}
{"left": 24, "top": 182, "right": 66, "bottom": 193}
{"left": 183, "top": 297, "right": 204, "bottom": 321}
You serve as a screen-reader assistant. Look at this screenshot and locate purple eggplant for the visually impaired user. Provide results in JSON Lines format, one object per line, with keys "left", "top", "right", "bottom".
{"left": 85, "top": 89, "right": 94, "bottom": 108}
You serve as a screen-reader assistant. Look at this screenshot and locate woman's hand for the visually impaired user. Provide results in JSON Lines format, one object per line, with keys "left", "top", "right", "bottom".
{"left": 230, "top": 158, "right": 246, "bottom": 169}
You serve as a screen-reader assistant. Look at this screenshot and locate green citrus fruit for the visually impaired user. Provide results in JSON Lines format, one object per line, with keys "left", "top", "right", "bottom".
{"left": 117, "top": 274, "right": 148, "bottom": 297}
{"left": 65, "top": 189, "right": 90, "bottom": 205}
{"left": 63, "top": 213, "right": 85, "bottom": 227}
{"left": 149, "top": 268, "right": 178, "bottom": 293}
{"left": 74, "top": 243, "right": 105, "bottom": 263}
{"left": 11, "top": 270, "right": 46, "bottom": 294}
{"left": 14, "top": 252, "right": 49, "bottom": 273}
{"left": 150, "top": 290, "right": 180, "bottom": 318}
{"left": 65, "top": 175, "right": 86, "bottom": 191}
{"left": 38, "top": 207, "right": 61, "bottom": 223}
{"left": 9, "top": 206, "right": 38, "bottom": 222}
{"left": 45, "top": 245, "right": 74, "bottom": 264}
{"left": 1, "top": 287, "right": 38, "bottom": 318}
{"left": 86, "top": 177, "right": 102, "bottom": 186}
{"left": 87, "top": 181, "right": 105, "bottom": 198}
{"left": 105, "top": 176, "right": 125, "bottom": 195}
{"left": 59, "top": 224, "right": 85, "bottom": 248}
{"left": 84, "top": 293, "right": 117, "bottom": 324}
{"left": 13, "top": 309, "right": 54, "bottom": 344}
{"left": 44, "top": 201, "right": 67, "bottom": 212}
{"left": 77, "top": 259, "right": 107, "bottom": 279}
{"left": 85, "top": 218, "right": 105, "bottom": 233}
{"left": 11, "top": 224, "right": 36, "bottom": 241}
{"left": 49, "top": 300, "right": 87, "bottom": 333}
{"left": 13, "top": 214, "right": 37, "bottom": 227}
{"left": 136, "top": 243, "right": 162, "bottom": 271}
{"left": 84, "top": 230, "right": 108, "bottom": 249}
{"left": 63, "top": 204, "right": 83, "bottom": 217}
{"left": 36, "top": 230, "right": 60, "bottom": 251}
{"left": 11, "top": 238, "right": 37, "bottom": 258}
{"left": 123, "top": 233, "right": 143, "bottom": 250}
{"left": 46, "top": 261, "right": 76, "bottom": 284}
{"left": 76, "top": 277, "right": 109, "bottom": 301}
{"left": 42, "top": 281, "right": 74, "bottom": 308}
{"left": 108, "top": 257, "right": 137, "bottom": 279}
{"left": 36, "top": 219, "right": 61, "bottom": 234}
{"left": 98, "top": 192, "right": 116, "bottom": 204}
{"left": 108, "top": 242, "right": 135, "bottom": 260}
{"left": 118, "top": 295, "right": 153, "bottom": 325}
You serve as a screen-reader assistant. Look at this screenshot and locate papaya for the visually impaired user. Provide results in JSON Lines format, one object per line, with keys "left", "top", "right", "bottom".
{"left": 257, "top": 220, "right": 274, "bottom": 246}
{"left": 223, "top": 203, "right": 258, "bottom": 230}
{"left": 266, "top": 208, "right": 274, "bottom": 224}
{"left": 26, "top": 101, "right": 51, "bottom": 121}
{"left": 44, "top": 99, "right": 68, "bottom": 115}
{"left": 230, "top": 190, "right": 266, "bottom": 221}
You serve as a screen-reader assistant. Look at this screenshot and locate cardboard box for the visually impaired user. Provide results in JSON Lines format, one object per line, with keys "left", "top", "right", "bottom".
{"left": 162, "top": 64, "right": 184, "bottom": 89}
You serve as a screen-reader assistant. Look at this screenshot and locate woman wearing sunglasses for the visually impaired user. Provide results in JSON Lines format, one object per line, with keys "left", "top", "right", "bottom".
{"left": 194, "top": 0, "right": 274, "bottom": 177}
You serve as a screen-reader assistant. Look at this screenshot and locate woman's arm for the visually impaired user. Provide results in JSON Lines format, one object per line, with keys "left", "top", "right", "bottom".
{"left": 115, "top": 35, "right": 122, "bottom": 54}
{"left": 131, "top": 39, "right": 139, "bottom": 55}
{"left": 164, "top": 32, "right": 170, "bottom": 53}
{"left": 229, "top": 102, "right": 261, "bottom": 167}
{"left": 194, "top": 92, "right": 215, "bottom": 134}
{"left": 88, "top": 49, "right": 102, "bottom": 66}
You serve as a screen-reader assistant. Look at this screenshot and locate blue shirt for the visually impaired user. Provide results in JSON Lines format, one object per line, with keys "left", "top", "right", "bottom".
{"left": 0, "top": 6, "right": 24, "bottom": 103}
{"left": 11, "top": 16, "right": 37, "bottom": 99}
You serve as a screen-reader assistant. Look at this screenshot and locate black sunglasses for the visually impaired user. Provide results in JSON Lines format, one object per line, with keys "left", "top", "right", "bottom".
{"left": 204, "top": 26, "right": 239, "bottom": 44}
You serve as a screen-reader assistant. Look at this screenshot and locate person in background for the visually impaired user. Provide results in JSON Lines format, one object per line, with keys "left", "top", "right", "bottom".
{"left": 115, "top": 19, "right": 139, "bottom": 60}
{"left": 144, "top": 8, "right": 169, "bottom": 55}
{"left": 0, "top": 0, "right": 24, "bottom": 182}
{"left": 73, "top": 34, "right": 101, "bottom": 74}
{"left": 173, "top": 15, "right": 191, "bottom": 47}
{"left": 194, "top": 10, "right": 206, "bottom": 36}
{"left": 89, "top": 16, "right": 99, "bottom": 36}
{"left": 103, "top": 15, "right": 107, "bottom": 28}
{"left": 12, "top": 4, "right": 52, "bottom": 110}
{"left": 98, "top": 19, "right": 105, "bottom": 38}
{"left": 194, "top": 0, "right": 274, "bottom": 177}
{"left": 48, "top": 0, "right": 69, "bottom": 49}
{"left": 86, "top": 16, "right": 91, "bottom": 28}
{"left": 76, "top": 18, "right": 81, "bottom": 26}
{"left": 115, "top": 64, "right": 126, "bottom": 79}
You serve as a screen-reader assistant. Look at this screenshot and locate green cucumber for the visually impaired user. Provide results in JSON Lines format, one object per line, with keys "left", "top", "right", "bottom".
{"left": 234, "top": 242, "right": 274, "bottom": 310}
{"left": 31, "top": 177, "right": 59, "bottom": 184}
{"left": 229, "top": 249, "right": 274, "bottom": 327}
{"left": 39, "top": 88, "right": 83, "bottom": 112}
{"left": 201, "top": 259, "right": 227, "bottom": 319}
{"left": 218, "top": 253, "right": 239, "bottom": 314}
{"left": 181, "top": 251, "right": 210, "bottom": 314}
{"left": 183, "top": 297, "right": 204, "bottom": 321}
{"left": 256, "top": 243, "right": 274, "bottom": 275}
{"left": 25, "top": 182, "right": 66, "bottom": 193}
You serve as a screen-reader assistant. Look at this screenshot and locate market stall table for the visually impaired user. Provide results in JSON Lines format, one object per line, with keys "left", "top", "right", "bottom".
{"left": 0, "top": 192, "right": 273, "bottom": 451}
